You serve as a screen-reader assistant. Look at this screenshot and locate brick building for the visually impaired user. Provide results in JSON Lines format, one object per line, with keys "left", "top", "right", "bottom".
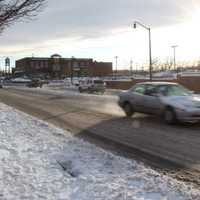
{"left": 14, "top": 54, "right": 112, "bottom": 78}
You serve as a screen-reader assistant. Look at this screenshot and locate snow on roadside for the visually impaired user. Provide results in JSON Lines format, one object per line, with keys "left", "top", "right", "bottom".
{"left": 0, "top": 103, "right": 199, "bottom": 200}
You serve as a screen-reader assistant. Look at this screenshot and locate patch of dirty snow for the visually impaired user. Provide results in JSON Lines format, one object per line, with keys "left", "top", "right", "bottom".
{"left": 0, "top": 103, "right": 199, "bottom": 200}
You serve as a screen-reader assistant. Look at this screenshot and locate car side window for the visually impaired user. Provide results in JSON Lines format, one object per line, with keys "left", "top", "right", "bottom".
{"left": 131, "top": 85, "right": 146, "bottom": 95}
{"left": 157, "top": 85, "right": 168, "bottom": 96}
{"left": 145, "top": 85, "right": 157, "bottom": 96}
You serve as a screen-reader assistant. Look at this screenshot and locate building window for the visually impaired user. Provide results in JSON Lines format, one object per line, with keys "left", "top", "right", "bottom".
{"left": 35, "top": 62, "right": 39, "bottom": 69}
{"left": 30, "top": 61, "right": 34, "bottom": 68}
{"left": 45, "top": 61, "right": 49, "bottom": 68}
{"left": 40, "top": 61, "right": 43, "bottom": 69}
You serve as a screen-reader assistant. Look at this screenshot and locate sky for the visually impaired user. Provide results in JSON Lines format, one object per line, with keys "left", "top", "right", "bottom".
{"left": 0, "top": 0, "right": 200, "bottom": 70}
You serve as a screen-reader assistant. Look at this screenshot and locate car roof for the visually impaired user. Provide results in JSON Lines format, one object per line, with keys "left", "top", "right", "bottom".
{"left": 136, "top": 82, "right": 178, "bottom": 86}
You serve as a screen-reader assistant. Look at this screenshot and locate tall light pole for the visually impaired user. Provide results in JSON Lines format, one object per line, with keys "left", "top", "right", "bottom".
{"left": 172, "top": 45, "right": 178, "bottom": 71}
{"left": 130, "top": 59, "right": 133, "bottom": 76}
{"left": 114, "top": 56, "right": 118, "bottom": 79}
{"left": 133, "top": 21, "right": 152, "bottom": 81}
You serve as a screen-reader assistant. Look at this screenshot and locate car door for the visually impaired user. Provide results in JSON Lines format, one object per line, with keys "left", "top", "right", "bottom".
{"left": 128, "top": 84, "right": 146, "bottom": 112}
{"left": 143, "top": 85, "right": 163, "bottom": 114}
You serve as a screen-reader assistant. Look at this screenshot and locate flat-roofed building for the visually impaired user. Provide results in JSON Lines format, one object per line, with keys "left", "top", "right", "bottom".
{"left": 14, "top": 55, "right": 112, "bottom": 78}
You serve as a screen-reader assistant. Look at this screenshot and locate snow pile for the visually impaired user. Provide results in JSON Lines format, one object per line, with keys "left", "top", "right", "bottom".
{"left": 0, "top": 103, "right": 199, "bottom": 199}
{"left": 178, "top": 71, "right": 200, "bottom": 77}
{"left": 153, "top": 71, "right": 177, "bottom": 79}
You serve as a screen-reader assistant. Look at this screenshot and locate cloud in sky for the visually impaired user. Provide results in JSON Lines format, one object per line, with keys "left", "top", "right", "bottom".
{"left": 0, "top": 0, "right": 199, "bottom": 68}
{"left": 0, "top": 0, "right": 194, "bottom": 45}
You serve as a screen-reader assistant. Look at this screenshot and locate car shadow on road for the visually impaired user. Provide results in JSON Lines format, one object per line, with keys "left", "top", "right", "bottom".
{"left": 75, "top": 114, "right": 200, "bottom": 184}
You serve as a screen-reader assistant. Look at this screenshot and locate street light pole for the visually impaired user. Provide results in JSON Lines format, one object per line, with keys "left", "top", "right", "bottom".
{"left": 71, "top": 57, "right": 74, "bottom": 84}
{"left": 114, "top": 56, "right": 118, "bottom": 79}
{"left": 148, "top": 28, "right": 153, "bottom": 81}
{"left": 130, "top": 59, "right": 133, "bottom": 76}
{"left": 172, "top": 45, "right": 178, "bottom": 71}
{"left": 133, "top": 21, "right": 152, "bottom": 81}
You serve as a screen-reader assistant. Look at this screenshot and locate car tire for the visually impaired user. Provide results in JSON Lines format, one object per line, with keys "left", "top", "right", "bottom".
{"left": 163, "top": 107, "right": 177, "bottom": 124}
{"left": 123, "top": 103, "right": 134, "bottom": 117}
{"left": 79, "top": 87, "right": 83, "bottom": 93}
{"left": 88, "top": 88, "right": 93, "bottom": 94}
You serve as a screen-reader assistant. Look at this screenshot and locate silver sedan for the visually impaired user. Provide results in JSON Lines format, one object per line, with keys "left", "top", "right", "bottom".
{"left": 118, "top": 82, "right": 200, "bottom": 124}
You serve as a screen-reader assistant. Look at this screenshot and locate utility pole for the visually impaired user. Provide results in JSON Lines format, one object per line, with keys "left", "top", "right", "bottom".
{"left": 133, "top": 21, "right": 152, "bottom": 81}
{"left": 71, "top": 57, "right": 74, "bottom": 84}
{"left": 172, "top": 45, "right": 178, "bottom": 71}
{"left": 5, "top": 57, "right": 10, "bottom": 76}
{"left": 130, "top": 59, "right": 133, "bottom": 76}
{"left": 114, "top": 56, "right": 118, "bottom": 79}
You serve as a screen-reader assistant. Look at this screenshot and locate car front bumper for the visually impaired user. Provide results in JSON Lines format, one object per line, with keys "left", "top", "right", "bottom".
{"left": 175, "top": 108, "right": 200, "bottom": 122}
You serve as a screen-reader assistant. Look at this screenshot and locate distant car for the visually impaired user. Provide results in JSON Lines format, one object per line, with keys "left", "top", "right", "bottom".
{"left": 0, "top": 78, "right": 3, "bottom": 88}
{"left": 78, "top": 79, "right": 106, "bottom": 94}
{"left": 72, "top": 78, "right": 80, "bottom": 87}
{"left": 27, "top": 79, "right": 43, "bottom": 88}
{"left": 11, "top": 77, "right": 32, "bottom": 84}
{"left": 118, "top": 82, "right": 200, "bottom": 124}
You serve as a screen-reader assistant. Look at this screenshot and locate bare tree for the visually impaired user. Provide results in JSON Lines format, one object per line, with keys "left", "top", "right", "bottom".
{"left": 162, "top": 57, "right": 173, "bottom": 71}
{"left": 0, "top": 0, "right": 46, "bottom": 33}
{"left": 152, "top": 57, "right": 161, "bottom": 72}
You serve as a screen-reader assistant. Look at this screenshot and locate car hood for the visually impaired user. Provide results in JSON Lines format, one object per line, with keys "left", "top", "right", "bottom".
{"left": 161, "top": 94, "right": 200, "bottom": 108}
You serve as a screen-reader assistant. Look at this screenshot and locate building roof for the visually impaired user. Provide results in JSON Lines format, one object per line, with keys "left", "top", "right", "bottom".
{"left": 51, "top": 54, "right": 62, "bottom": 58}
{"left": 16, "top": 57, "right": 93, "bottom": 61}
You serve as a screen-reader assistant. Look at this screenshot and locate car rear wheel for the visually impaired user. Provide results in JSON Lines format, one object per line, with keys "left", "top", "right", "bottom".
{"left": 123, "top": 103, "right": 134, "bottom": 117}
{"left": 163, "top": 108, "right": 177, "bottom": 124}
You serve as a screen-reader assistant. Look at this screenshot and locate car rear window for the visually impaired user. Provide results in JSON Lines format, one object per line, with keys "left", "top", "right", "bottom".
{"left": 157, "top": 85, "right": 169, "bottom": 96}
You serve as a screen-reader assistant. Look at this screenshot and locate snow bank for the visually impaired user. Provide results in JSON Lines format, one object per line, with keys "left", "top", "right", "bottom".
{"left": 0, "top": 103, "right": 199, "bottom": 199}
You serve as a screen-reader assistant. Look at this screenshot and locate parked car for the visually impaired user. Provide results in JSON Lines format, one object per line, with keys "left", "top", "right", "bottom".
{"left": 72, "top": 78, "right": 80, "bottom": 87}
{"left": 78, "top": 78, "right": 106, "bottom": 94}
{"left": 118, "top": 82, "right": 200, "bottom": 124}
{"left": 0, "top": 78, "right": 4, "bottom": 88}
{"left": 27, "top": 79, "right": 43, "bottom": 88}
{"left": 11, "top": 77, "right": 32, "bottom": 84}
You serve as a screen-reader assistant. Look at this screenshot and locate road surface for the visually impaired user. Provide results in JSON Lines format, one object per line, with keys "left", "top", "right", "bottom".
{"left": 0, "top": 87, "right": 200, "bottom": 186}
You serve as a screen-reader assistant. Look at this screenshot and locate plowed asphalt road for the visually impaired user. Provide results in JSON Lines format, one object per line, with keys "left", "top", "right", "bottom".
{"left": 0, "top": 87, "right": 200, "bottom": 186}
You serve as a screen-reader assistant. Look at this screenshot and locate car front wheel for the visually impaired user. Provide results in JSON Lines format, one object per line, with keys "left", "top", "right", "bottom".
{"left": 123, "top": 103, "right": 134, "bottom": 117}
{"left": 163, "top": 108, "right": 177, "bottom": 124}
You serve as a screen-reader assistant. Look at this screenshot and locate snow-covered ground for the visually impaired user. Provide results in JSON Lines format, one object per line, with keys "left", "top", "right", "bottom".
{"left": 0, "top": 103, "right": 200, "bottom": 200}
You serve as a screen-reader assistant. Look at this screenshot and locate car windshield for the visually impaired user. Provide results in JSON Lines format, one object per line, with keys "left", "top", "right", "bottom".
{"left": 167, "top": 85, "right": 192, "bottom": 96}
